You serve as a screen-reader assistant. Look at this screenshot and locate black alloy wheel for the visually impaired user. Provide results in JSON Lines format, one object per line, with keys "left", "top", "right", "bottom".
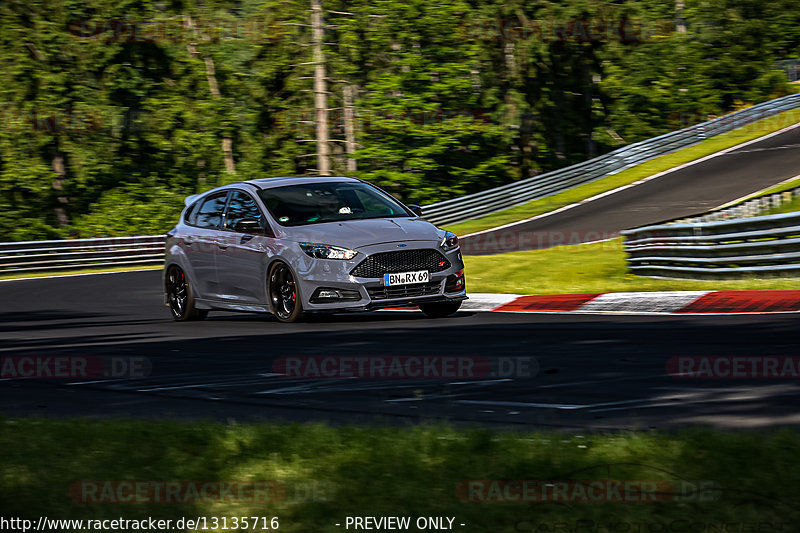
{"left": 269, "top": 262, "right": 303, "bottom": 323}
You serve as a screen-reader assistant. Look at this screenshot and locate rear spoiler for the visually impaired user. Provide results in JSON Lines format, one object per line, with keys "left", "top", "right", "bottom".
{"left": 184, "top": 194, "right": 200, "bottom": 207}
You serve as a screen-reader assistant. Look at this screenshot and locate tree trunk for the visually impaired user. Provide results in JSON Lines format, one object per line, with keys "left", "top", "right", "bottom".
{"left": 184, "top": 16, "right": 236, "bottom": 174}
{"left": 311, "top": 0, "right": 330, "bottom": 176}
{"left": 25, "top": 41, "right": 70, "bottom": 226}
{"left": 343, "top": 84, "right": 357, "bottom": 172}
{"left": 676, "top": 0, "right": 686, "bottom": 33}
{"left": 51, "top": 152, "right": 70, "bottom": 227}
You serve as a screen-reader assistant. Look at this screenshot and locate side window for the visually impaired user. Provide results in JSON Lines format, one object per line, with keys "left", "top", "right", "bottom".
{"left": 183, "top": 201, "right": 199, "bottom": 225}
{"left": 194, "top": 192, "right": 228, "bottom": 229}
{"left": 225, "top": 191, "right": 265, "bottom": 231}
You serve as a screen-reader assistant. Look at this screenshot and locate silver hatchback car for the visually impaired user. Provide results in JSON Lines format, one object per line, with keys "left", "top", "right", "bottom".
{"left": 163, "top": 176, "right": 466, "bottom": 322}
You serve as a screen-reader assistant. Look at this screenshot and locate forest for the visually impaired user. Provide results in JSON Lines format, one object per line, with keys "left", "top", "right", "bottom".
{"left": 1, "top": 0, "right": 799, "bottom": 240}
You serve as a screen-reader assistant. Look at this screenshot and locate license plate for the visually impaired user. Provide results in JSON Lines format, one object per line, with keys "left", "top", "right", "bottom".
{"left": 383, "top": 270, "right": 429, "bottom": 286}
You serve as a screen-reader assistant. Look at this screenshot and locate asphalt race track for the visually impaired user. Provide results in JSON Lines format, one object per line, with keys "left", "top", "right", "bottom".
{"left": 461, "top": 125, "right": 800, "bottom": 254}
{"left": 2, "top": 271, "right": 800, "bottom": 430}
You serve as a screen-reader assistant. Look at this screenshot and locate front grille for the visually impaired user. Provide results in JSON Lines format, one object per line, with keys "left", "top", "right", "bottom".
{"left": 351, "top": 249, "right": 451, "bottom": 278}
{"left": 367, "top": 281, "right": 442, "bottom": 301}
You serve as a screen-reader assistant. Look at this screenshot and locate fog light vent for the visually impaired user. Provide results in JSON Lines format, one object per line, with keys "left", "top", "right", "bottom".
{"left": 310, "top": 287, "right": 362, "bottom": 303}
{"left": 444, "top": 270, "right": 465, "bottom": 293}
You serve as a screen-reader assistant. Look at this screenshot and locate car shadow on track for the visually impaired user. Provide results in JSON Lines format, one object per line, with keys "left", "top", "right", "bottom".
{"left": 202, "top": 310, "right": 477, "bottom": 324}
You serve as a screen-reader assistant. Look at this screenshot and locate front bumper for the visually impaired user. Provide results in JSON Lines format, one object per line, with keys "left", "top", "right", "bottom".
{"left": 295, "top": 244, "right": 466, "bottom": 312}
{"left": 309, "top": 293, "right": 468, "bottom": 314}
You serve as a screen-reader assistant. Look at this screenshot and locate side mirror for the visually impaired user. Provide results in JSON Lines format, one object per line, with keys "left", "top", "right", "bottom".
{"left": 407, "top": 204, "right": 423, "bottom": 217}
{"left": 234, "top": 219, "right": 264, "bottom": 234}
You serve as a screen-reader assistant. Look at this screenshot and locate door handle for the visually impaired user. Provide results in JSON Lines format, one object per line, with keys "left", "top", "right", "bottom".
{"left": 217, "top": 240, "right": 229, "bottom": 250}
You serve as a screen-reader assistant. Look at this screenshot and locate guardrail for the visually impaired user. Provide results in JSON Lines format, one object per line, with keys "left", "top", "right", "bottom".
{"left": 421, "top": 93, "right": 800, "bottom": 226}
{"left": 622, "top": 209, "right": 800, "bottom": 279}
{"left": 0, "top": 235, "right": 165, "bottom": 275}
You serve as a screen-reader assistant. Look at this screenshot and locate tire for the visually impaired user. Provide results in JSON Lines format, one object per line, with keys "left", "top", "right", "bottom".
{"left": 268, "top": 261, "right": 304, "bottom": 323}
{"left": 419, "top": 301, "right": 462, "bottom": 318}
{"left": 165, "top": 265, "right": 208, "bottom": 321}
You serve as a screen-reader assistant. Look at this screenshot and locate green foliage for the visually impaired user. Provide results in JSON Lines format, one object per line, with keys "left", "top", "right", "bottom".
{"left": 349, "top": 0, "right": 512, "bottom": 203}
{"left": 68, "top": 178, "right": 186, "bottom": 237}
{"left": 1, "top": 0, "right": 799, "bottom": 239}
{"left": 1, "top": 418, "right": 798, "bottom": 528}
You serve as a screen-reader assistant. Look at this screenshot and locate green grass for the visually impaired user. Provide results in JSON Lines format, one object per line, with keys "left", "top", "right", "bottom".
{"left": 744, "top": 172, "right": 800, "bottom": 216}
{"left": 1, "top": 417, "right": 797, "bottom": 531}
{"left": 764, "top": 196, "right": 800, "bottom": 216}
{"left": 0, "top": 264, "right": 160, "bottom": 281}
{"left": 446, "top": 107, "right": 800, "bottom": 236}
{"left": 464, "top": 238, "right": 800, "bottom": 294}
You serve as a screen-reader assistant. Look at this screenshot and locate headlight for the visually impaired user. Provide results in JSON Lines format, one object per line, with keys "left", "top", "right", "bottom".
{"left": 440, "top": 231, "right": 459, "bottom": 252}
{"left": 299, "top": 242, "right": 358, "bottom": 260}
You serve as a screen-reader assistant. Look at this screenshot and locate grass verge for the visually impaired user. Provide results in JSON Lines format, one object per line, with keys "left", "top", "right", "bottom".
{"left": 0, "top": 417, "right": 797, "bottom": 531}
{"left": 446, "top": 108, "right": 800, "bottom": 236}
{"left": 765, "top": 196, "right": 800, "bottom": 216}
{"left": 464, "top": 238, "right": 800, "bottom": 294}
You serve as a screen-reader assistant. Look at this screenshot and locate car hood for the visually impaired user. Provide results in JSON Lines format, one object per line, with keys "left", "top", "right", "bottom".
{"left": 278, "top": 217, "right": 442, "bottom": 249}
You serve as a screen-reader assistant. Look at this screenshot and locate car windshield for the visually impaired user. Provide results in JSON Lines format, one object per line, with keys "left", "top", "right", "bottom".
{"left": 257, "top": 181, "right": 412, "bottom": 226}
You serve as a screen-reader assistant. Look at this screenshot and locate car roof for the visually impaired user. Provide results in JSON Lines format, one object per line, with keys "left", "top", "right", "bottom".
{"left": 245, "top": 176, "right": 361, "bottom": 190}
{"left": 184, "top": 176, "right": 363, "bottom": 206}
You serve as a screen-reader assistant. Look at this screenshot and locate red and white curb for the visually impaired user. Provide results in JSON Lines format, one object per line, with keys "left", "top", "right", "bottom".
{"left": 392, "top": 291, "right": 800, "bottom": 315}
